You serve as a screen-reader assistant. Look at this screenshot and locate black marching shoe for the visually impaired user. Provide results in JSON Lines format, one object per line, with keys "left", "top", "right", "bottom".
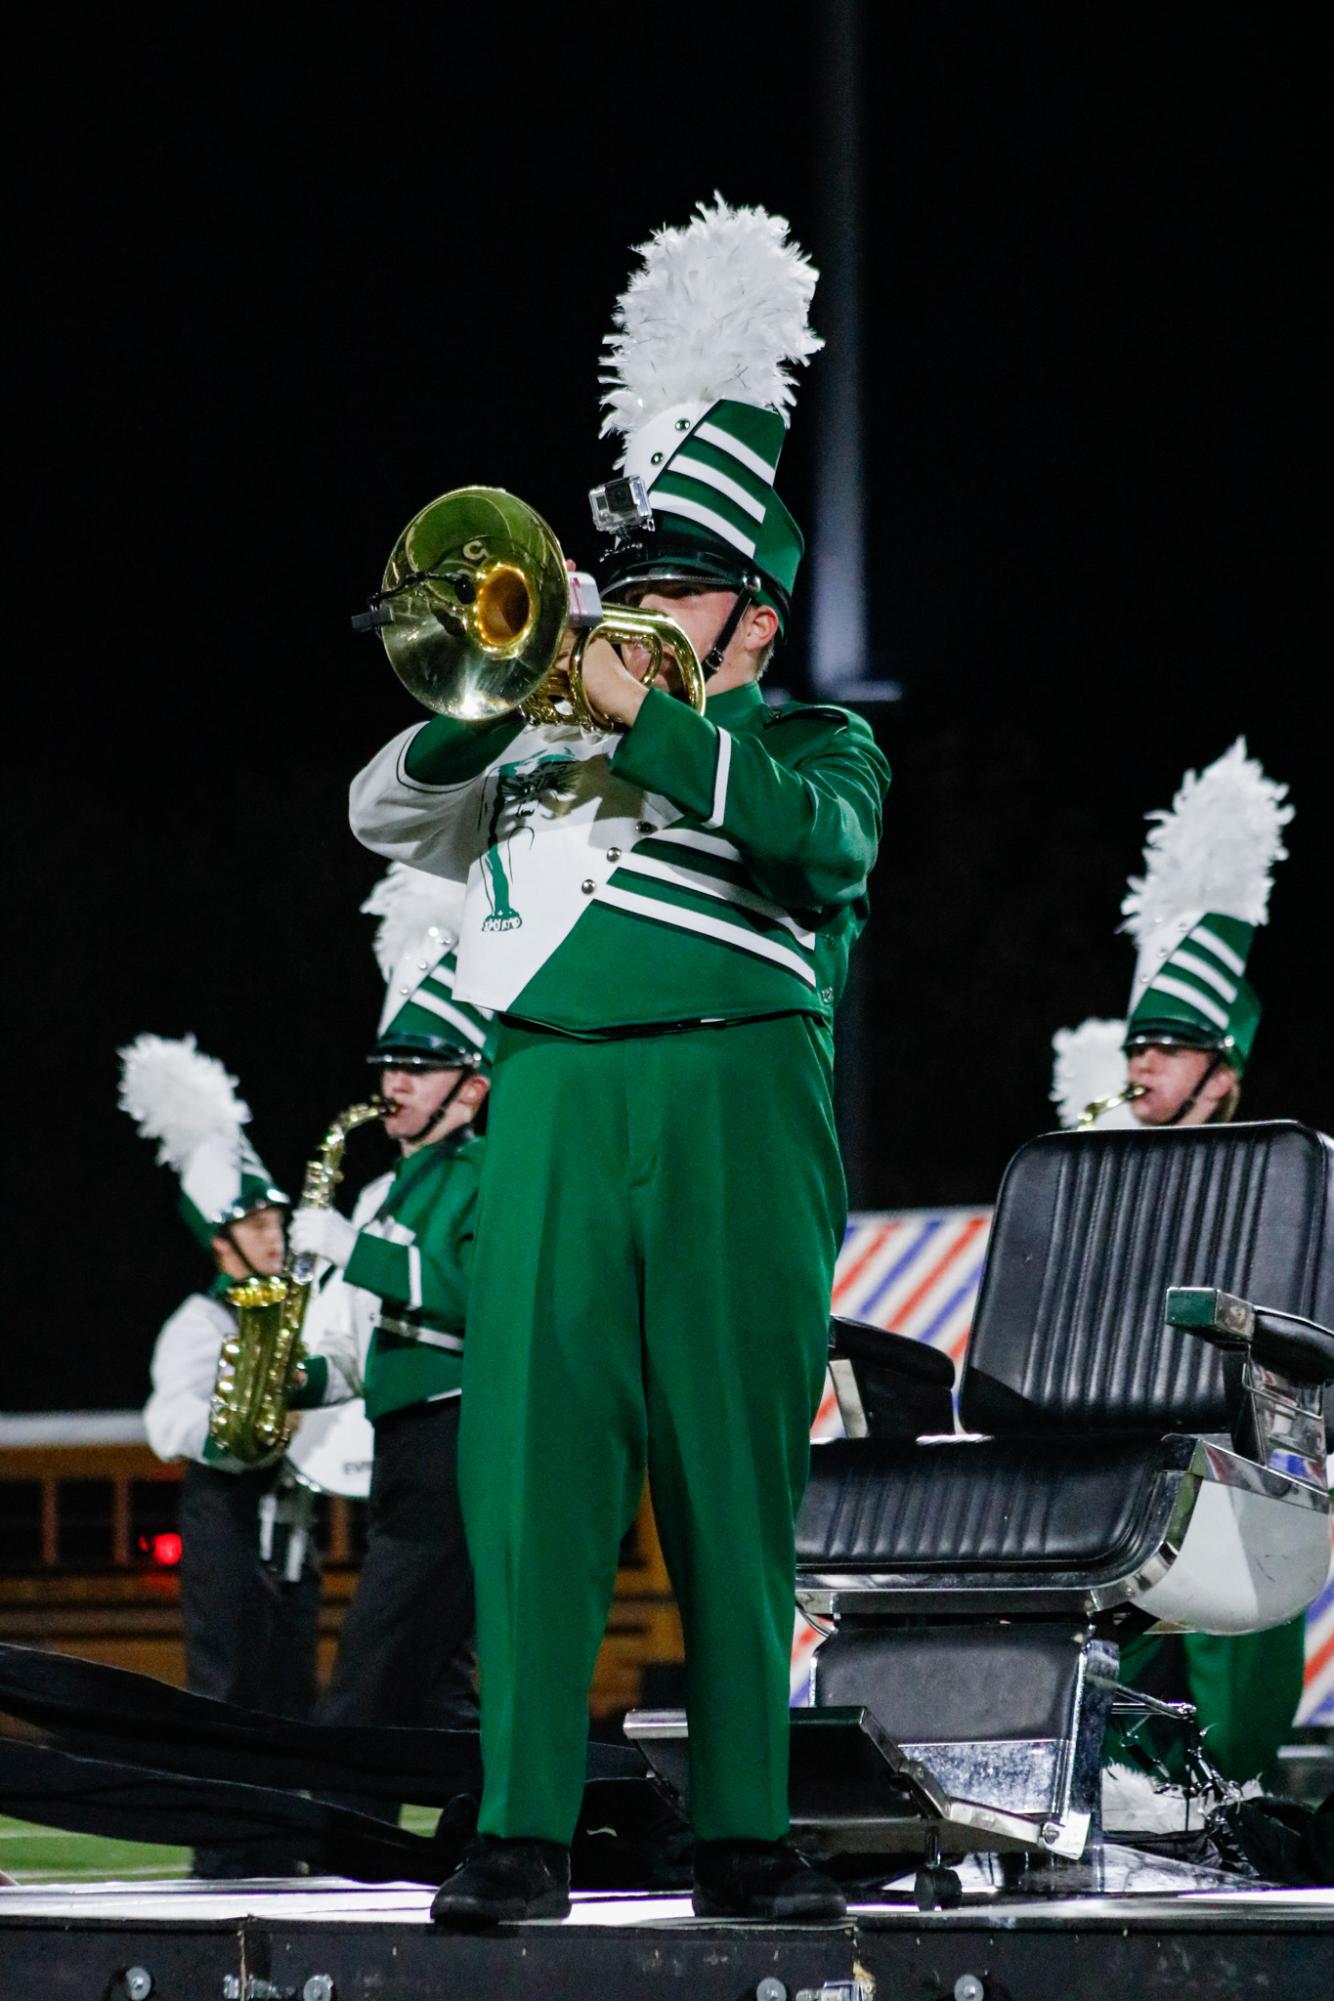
{"left": 691, "top": 1838, "right": 848, "bottom": 1921}
{"left": 430, "top": 1836, "right": 572, "bottom": 1928}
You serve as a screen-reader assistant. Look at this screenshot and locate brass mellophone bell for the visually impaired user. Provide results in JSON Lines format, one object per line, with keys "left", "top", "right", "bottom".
{"left": 357, "top": 485, "right": 706, "bottom": 729}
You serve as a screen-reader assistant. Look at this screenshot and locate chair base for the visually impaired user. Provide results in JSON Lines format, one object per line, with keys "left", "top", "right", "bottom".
{"left": 625, "top": 1643, "right": 1115, "bottom": 1865}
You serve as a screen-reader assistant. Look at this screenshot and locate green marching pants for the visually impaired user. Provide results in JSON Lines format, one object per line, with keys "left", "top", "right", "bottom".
{"left": 1116, "top": 1619, "right": 1308, "bottom": 1787}
{"left": 459, "top": 1013, "right": 845, "bottom": 1844}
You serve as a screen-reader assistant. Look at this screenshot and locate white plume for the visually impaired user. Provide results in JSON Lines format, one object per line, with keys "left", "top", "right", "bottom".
{"left": 118, "top": 1033, "right": 251, "bottom": 1170}
{"left": 1102, "top": 1762, "right": 1195, "bottom": 1834}
{"left": 360, "top": 864, "right": 464, "bottom": 982}
{"left": 1102, "top": 1760, "right": 1261, "bottom": 1833}
{"left": 1121, "top": 739, "right": 1293, "bottom": 947}
{"left": 600, "top": 194, "right": 822, "bottom": 450}
{"left": 1050, "top": 1019, "right": 1135, "bottom": 1130}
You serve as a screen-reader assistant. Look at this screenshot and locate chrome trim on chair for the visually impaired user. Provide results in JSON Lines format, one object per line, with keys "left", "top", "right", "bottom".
{"left": 1191, "top": 1434, "right": 1328, "bottom": 1504}
{"left": 1231, "top": 1360, "right": 1328, "bottom": 1489}
{"left": 828, "top": 1356, "right": 869, "bottom": 1440}
{"left": 797, "top": 1433, "right": 1329, "bottom": 1623}
{"left": 900, "top": 1738, "right": 1061, "bottom": 1817}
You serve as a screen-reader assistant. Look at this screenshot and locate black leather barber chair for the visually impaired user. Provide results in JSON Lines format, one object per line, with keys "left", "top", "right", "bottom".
{"left": 628, "top": 1121, "right": 1334, "bottom": 1876}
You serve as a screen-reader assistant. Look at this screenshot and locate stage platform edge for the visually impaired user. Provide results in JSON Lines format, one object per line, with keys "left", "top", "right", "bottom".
{"left": 2, "top": 1876, "right": 1333, "bottom": 2001}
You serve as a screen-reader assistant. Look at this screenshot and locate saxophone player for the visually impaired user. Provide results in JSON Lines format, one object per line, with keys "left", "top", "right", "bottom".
{"left": 120, "top": 1033, "right": 321, "bottom": 1879}
{"left": 1051, "top": 740, "right": 1306, "bottom": 1789}
{"left": 288, "top": 865, "right": 493, "bottom": 1817}
{"left": 1052, "top": 740, "right": 1292, "bottom": 1140}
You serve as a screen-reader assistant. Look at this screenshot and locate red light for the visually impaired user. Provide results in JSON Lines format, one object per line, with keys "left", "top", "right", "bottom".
{"left": 150, "top": 1533, "right": 183, "bottom": 1567}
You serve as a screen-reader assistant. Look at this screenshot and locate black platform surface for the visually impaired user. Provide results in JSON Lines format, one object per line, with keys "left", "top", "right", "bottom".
{"left": 2, "top": 1870, "right": 1332, "bottom": 2001}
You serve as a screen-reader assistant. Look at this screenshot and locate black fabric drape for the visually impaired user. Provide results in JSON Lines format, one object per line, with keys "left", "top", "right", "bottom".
{"left": 0, "top": 1641, "right": 670, "bottom": 1884}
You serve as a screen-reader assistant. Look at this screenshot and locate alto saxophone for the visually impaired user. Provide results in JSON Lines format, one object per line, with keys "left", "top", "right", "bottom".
{"left": 207, "top": 1097, "right": 388, "bottom": 1465}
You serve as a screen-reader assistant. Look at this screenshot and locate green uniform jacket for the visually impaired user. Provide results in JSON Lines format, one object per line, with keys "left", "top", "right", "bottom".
{"left": 296, "top": 1130, "right": 483, "bottom": 1422}
{"left": 348, "top": 680, "right": 891, "bottom": 1037}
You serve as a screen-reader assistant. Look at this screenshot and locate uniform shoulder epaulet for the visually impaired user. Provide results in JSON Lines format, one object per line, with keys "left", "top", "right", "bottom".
{"left": 762, "top": 701, "right": 850, "bottom": 733}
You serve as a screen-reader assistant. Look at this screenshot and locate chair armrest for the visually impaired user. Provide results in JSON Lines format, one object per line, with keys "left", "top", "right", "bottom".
{"left": 829, "top": 1317, "right": 957, "bottom": 1387}
{"left": 827, "top": 1316, "right": 956, "bottom": 1441}
{"left": 1253, "top": 1309, "right": 1334, "bottom": 1385}
{"left": 1166, "top": 1287, "right": 1334, "bottom": 1386}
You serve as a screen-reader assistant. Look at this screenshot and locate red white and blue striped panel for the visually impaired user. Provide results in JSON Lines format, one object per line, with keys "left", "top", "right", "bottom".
{"left": 792, "top": 1206, "right": 1334, "bottom": 1727}
{"left": 1297, "top": 1536, "right": 1334, "bottom": 1725}
{"left": 805, "top": 1206, "right": 993, "bottom": 1452}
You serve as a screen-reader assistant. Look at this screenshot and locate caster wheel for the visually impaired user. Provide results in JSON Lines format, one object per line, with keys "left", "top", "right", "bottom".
{"left": 913, "top": 1864, "right": 963, "bottom": 1912}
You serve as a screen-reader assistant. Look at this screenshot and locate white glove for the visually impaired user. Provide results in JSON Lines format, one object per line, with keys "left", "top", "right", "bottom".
{"left": 289, "top": 1205, "right": 358, "bottom": 1268}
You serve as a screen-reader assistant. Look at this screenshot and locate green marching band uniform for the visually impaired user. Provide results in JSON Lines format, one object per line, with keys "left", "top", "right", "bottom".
{"left": 1051, "top": 739, "right": 1306, "bottom": 1786}
{"left": 349, "top": 200, "right": 891, "bottom": 1853}
{"left": 310, "top": 1133, "right": 482, "bottom": 1417}
{"left": 121, "top": 1034, "right": 319, "bottom": 1877}
{"left": 290, "top": 866, "right": 494, "bottom": 1757}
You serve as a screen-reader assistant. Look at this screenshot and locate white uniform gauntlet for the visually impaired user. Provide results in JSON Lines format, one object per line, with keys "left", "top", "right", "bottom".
{"left": 289, "top": 1206, "right": 358, "bottom": 1268}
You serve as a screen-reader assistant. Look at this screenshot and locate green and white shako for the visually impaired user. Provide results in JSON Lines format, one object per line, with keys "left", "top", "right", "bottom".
{"left": 361, "top": 862, "right": 495, "bottom": 1071}
{"left": 593, "top": 196, "right": 821, "bottom": 627}
{"left": 118, "top": 1033, "right": 288, "bottom": 1250}
{"left": 1050, "top": 739, "right": 1293, "bottom": 1127}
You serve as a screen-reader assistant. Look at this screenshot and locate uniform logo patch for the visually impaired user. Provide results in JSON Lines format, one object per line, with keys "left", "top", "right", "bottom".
{"left": 482, "top": 751, "right": 599, "bottom": 931}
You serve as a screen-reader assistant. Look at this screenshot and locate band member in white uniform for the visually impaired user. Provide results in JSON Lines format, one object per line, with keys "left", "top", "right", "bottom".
{"left": 122, "top": 1033, "right": 320, "bottom": 1876}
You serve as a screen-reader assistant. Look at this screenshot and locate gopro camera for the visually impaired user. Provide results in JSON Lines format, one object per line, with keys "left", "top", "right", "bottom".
{"left": 589, "top": 475, "right": 656, "bottom": 538}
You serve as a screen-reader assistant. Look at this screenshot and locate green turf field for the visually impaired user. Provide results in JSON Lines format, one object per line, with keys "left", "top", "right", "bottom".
{"left": 0, "top": 1815, "right": 190, "bottom": 1883}
{"left": 0, "top": 1806, "right": 439, "bottom": 1885}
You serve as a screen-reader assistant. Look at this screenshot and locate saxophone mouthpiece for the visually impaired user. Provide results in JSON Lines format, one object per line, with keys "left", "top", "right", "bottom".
{"left": 1075, "top": 1082, "right": 1148, "bottom": 1129}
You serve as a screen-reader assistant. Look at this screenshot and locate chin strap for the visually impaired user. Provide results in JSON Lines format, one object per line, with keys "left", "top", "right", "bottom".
{"left": 1164, "top": 1050, "right": 1228, "bottom": 1126}
{"left": 220, "top": 1219, "right": 271, "bottom": 1281}
{"left": 399, "top": 1067, "right": 474, "bottom": 1144}
{"left": 700, "top": 588, "right": 755, "bottom": 678}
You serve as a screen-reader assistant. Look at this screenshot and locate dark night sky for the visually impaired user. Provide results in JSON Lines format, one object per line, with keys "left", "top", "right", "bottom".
{"left": 7, "top": 6, "right": 1325, "bottom": 1410}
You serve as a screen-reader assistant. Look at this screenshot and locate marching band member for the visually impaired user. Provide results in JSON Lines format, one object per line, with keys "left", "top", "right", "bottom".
{"left": 350, "top": 198, "right": 891, "bottom": 1924}
{"left": 121, "top": 1033, "right": 320, "bottom": 1877}
{"left": 1051, "top": 739, "right": 1306, "bottom": 1786}
{"left": 1051, "top": 738, "right": 1292, "bottom": 1136}
{"left": 290, "top": 865, "right": 492, "bottom": 1813}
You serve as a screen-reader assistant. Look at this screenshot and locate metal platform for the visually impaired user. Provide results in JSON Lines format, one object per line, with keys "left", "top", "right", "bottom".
{"left": 2, "top": 1862, "right": 1331, "bottom": 2000}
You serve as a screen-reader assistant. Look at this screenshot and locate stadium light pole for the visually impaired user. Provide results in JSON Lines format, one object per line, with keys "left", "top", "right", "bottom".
{"left": 812, "top": 0, "right": 896, "bottom": 1205}
{"left": 811, "top": 0, "right": 865, "bottom": 696}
